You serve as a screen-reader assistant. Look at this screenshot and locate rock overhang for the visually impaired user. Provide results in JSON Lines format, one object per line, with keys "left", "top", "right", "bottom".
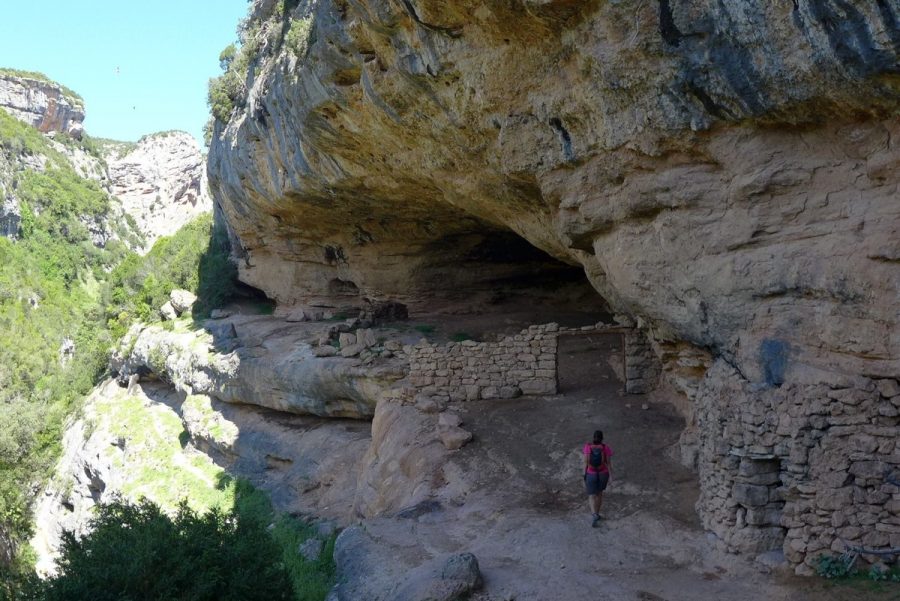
{"left": 207, "top": 0, "right": 900, "bottom": 572}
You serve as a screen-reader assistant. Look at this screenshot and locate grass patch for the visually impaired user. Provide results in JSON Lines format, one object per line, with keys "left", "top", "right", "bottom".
{"left": 817, "top": 554, "right": 900, "bottom": 579}
{"left": 450, "top": 332, "right": 476, "bottom": 342}
{"left": 249, "top": 299, "right": 276, "bottom": 315}
{"left": 413, "top": 324, "right": 436, "bottom": 335}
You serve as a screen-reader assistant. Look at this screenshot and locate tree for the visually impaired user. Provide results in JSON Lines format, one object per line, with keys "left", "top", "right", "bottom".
{"left": 41, "top": 497, "right": 293, "bottom": 601}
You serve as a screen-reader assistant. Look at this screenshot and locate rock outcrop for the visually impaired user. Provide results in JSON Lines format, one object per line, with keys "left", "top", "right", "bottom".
{"left": 0, "top": 71, "right": 84, "bottom": 139}
{"left": 107, "top": 131, "right": 211, "bottom": 247}
{"left": 111, "top": 316, "right": 406, "bottom": 418}
{"left": 207, "top": 0, "right": 900, "bottom": 573}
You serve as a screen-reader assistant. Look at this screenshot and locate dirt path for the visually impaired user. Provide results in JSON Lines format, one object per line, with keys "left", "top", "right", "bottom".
{"left": 364, "top": 333, "right": 894, "bottom": 600}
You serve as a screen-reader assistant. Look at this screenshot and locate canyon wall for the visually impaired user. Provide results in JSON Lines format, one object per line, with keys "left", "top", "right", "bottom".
{"left": 107, "top": 131, "right": 212, "bottom": 247}
{"left": 206, "top": 0, "right": 900, "bottom": 573}
{"left": 0, "top": 72, "right": 84, "bottom": 139}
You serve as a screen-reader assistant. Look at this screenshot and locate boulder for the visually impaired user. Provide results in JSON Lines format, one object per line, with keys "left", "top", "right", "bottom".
{"left": 209, "top": 309, "right": 232, "bottom": 319}
{"left": 437, "top": 412, "right": 462, "bottom": 429}
{"left": 169, "top": 289, "right": 197, "bottom": 314}
{"left": 439, "top": 426, "right": 473, "bottom": 451}
{"left": 285, "top": 308, "right": 309, "bottom": 322}
{"left": 357, "top": 328, "right": 377, "bottom": 348}
{"left": 314, "top": 345, "right": 338, "bottom": 357}
{"left": 328, "top": 526, "right": 481, "bottom": 601}
{"left": 159, "top": 301, "right": 177, "bottom": 321}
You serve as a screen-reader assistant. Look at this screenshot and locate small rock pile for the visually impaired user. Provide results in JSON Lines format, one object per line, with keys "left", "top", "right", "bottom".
{"left": 159, "top": 289, "right": 196, "bottom": 321}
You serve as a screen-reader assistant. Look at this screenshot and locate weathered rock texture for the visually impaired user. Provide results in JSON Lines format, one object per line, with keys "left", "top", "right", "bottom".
{"left": 107, "top": 131, "right": 211, "bottom": 247}
{"left": 207, "top": 0, "right": 900, "bottom": 572}
{"left": 111, "top": 317, "right": 406, "bottom": 418}
{"left": 0, "top": 73, "right": 84, "bottom": 139}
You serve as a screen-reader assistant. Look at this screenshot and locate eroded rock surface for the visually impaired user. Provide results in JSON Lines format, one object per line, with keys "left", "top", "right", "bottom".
{"left": 107, "top": 131, "right": 211, "bottom": 246}
{"left": 112, "top": 315, "right": 408, "bottom": 418}
{"left": 207, "top": 0, "right": 900, "bottom": 571}
{"left": 0, "top": 72, "right": 84, "bottom": 138}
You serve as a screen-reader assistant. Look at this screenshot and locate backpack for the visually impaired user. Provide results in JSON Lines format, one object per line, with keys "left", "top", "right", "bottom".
{"left": 588, "top": 444, "right": 606, "bottom": 471}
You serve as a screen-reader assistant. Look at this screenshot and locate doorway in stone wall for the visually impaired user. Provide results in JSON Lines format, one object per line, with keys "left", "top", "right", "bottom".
{"left": 557, "top": 332, "right": 625, "bottom": 395}
{"left": 549, "top": 330, "right": 701, "bottom": 526}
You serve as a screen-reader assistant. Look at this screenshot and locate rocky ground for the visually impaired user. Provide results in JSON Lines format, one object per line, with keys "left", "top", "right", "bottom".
{"left": 33, "top": 312, "right": 900, "bottom": 598}
{"left": 332, "top": 335, "right": 898, "bottom": 600}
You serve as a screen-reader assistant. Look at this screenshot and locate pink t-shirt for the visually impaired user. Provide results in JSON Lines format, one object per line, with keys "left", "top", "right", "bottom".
{"left": 583, "top": 443, "right": 613, "bottom": 475}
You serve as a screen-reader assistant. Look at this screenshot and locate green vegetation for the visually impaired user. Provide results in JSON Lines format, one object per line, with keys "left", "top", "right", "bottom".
{"left": 208, "top": 2, "right": 315, "bottom": 126}
{"left": 88, "top": 137, "right": 137, "bottom": 161}
{"left": 0, "top": 109, "right": 64, "bottom": 161}
{"left": 413, "top": 324, "right": 436, "bottom": 335}
{"left": 105, "top": 213, "right": 238, "bottom": 337}
{"left": 0, "top": 112, "right": 237, "bottom": 578}
{"left": 1, "top": 482, "right": 337, "bottom": 601}
{"left": 0, "top": 113, "right": 133, "bottom": 571}
{"left": 284, "top": 17, "right": 313, "bottom": 57}
{"left": 816, "top": 553, "right": 900, "bottom": 588}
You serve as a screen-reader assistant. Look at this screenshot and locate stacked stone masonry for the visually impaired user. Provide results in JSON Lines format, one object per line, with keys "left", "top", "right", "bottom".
{"left": 695, "top": 362, "right": 900, "bottom": 575}
{"left": 401, "top": 323, "right": 659, "bottom": 402}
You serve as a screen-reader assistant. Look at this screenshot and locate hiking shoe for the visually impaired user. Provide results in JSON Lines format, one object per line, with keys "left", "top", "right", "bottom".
{"left": 591, "top": 514, "right": 601, "bottom": 528}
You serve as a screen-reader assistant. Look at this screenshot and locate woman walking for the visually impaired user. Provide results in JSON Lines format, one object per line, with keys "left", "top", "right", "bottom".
{"left": 583, "top": 430, "right": 613, "bottom": 527}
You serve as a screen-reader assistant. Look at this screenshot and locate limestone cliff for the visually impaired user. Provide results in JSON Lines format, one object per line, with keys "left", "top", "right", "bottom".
{"left": 107, "top": 131, "right": 212, "bottom": 247}
{"left": 207, "top": 0, "right": 900, "bottom": 574}
{"left": 0, "top": 71, "right": 85, "bottom": 139}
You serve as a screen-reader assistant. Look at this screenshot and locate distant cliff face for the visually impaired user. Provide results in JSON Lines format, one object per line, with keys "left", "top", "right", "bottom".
{"left": 207, "top": 0, "right": 900, "bottom": 572}
{"left": 107, "top": 132, "right": 211, "bottom": 247}
{"left": 0, "top": 71, "right": 85, "bottom": 139}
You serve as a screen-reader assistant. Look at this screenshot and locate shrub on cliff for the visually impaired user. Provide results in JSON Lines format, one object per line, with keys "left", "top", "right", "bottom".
{"left": 27, "top": 482, "right": 336, "bottom": 601}
{"left": 40, "top": 497, "right": 293, "bottom": 601}
{"left": 106, "top": 213, "right": 238, "bottom": 335}
{"left": 0, "top": 112, "right": 125, "bottom": 565}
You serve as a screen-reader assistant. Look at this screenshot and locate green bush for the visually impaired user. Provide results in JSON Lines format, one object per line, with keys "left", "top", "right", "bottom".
{"left": 5, "top": 483, "right": 338, "bottom": 601}
{"left": 816, "top": 554, "right": 857, "bottom": 579}
{"left": 0, "top": 114, "right": 127, "bottom": 564}
{"left": 106, "top": 213, "right": 239, "bottom": 334}
{"left": 41, "top": 496, "right": 293, "bottom": 601}
{"left": 284, "top": 17, "right": 313, "bottom": 57}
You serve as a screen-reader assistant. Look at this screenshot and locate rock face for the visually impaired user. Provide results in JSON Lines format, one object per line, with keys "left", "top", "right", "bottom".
{"left": 0, "top": 72, "right": 85, "bottom": 139}
{"left": 107, "top": 131, "right": 211, "bottom": 247}
{"left": 111, "top": 317, "right": 406, "bottom": 418}
{"left": 207, "top": 0, "right": 900, "bottom": 571}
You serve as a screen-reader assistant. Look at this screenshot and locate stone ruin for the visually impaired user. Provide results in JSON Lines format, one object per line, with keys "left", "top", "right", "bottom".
{"left": 401, "top": 323, "right": 661, "bottom": 401}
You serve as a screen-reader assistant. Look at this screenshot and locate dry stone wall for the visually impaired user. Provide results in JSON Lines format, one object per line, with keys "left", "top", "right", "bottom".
{"left": 402, "top": 324, "right": 560, "bottom": 402}
{"left": 695, "top": 361, "right": 900, "bottom": 574}
{"left": 401, "top": 323, "right": 659, "bottom": 402}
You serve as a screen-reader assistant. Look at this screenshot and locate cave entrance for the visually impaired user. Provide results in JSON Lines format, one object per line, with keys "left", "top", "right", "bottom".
{"left": 409, "top": 228, "right": 613, "bottom": 342}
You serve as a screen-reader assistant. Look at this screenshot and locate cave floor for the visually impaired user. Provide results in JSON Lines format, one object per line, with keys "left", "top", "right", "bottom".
{"left": 358, "top": 334, "right": 891, "bottom": 601}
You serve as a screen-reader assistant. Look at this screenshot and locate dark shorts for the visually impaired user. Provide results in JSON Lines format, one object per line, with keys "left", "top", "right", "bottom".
{"left": 585, "top": 472, "right": 609, "bottom": 495}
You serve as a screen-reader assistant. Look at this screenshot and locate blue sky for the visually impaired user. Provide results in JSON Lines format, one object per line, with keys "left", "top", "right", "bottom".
{"left": 1, "top": 0, "right": 248, "bottom": 144}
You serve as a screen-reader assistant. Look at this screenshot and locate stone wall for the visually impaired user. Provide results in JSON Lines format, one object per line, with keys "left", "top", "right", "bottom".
{"left": 623, "top": 330, "right": 661, "bottom": 395}
{"left": 402, "top": 324, "right": 559, "bottom": 402}
{"left": 402, "top": 323, "right": 660, "bottom": 401}
{"left": 695, "top": 361, "right": 900, "bottom": 574}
